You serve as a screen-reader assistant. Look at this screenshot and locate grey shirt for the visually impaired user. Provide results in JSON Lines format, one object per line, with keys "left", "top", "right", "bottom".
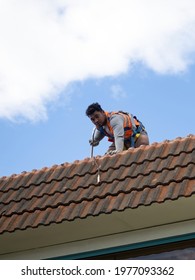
{"left": 93, "top": 114, "right": 125, "bottom": 152}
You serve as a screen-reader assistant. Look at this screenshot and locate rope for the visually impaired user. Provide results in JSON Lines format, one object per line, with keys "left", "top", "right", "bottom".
{"left": 91, "top": 128, "right": 101, "bottom": 183}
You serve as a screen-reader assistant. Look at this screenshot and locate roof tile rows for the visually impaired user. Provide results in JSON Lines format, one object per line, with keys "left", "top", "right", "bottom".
{"left": 0, "top": 135, "right": 195, "bottom": 234}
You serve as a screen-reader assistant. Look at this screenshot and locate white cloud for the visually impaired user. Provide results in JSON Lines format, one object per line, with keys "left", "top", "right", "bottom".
{"left": 110, "top": 85, "right": 127, "bottom": 100}
{"left": 0, "top": 0, "right": 195, "bottom": 121}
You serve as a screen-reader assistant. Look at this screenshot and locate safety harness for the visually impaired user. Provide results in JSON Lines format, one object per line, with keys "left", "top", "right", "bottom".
{"left": 97, "top": 111, "right": 146, "bottom": 148}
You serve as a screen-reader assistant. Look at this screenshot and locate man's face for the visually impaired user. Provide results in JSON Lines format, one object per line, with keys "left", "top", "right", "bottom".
{"left": 89, "top": 110, "right": 107, "bottom": 127}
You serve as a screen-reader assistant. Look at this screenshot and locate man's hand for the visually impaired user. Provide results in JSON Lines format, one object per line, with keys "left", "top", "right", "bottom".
{"left": 105, "top": 150, "right": 117, "bottom": 155}
{"left": 89, "top": 139, "right": 99, "bottom": 147}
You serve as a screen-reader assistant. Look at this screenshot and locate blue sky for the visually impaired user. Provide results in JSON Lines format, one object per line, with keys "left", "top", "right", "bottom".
{"left": 1, "top": 0, "right": 195, "bottom": 177}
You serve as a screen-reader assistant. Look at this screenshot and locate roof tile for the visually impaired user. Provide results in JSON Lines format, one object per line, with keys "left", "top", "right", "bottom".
{"left": 0, "top": 135, "right": 195, "bottom": 234}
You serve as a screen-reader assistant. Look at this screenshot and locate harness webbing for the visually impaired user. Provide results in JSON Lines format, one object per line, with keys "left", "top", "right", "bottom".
{"left": 97, "top": 111, "right": 145, "bottom": 147}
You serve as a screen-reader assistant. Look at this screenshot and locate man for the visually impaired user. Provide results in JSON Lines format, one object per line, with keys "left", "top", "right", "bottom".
{"left": 86, "top": 102, "right": 149, "bottom": 155}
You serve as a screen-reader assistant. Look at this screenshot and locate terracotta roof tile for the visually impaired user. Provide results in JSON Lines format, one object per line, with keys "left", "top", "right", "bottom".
{"left": 0, "top": 134, "right": 195, "bottom": 234}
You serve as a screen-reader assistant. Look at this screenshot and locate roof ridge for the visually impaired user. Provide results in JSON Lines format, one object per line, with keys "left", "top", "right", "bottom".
{"left": 0, "top": 146, "right": 194, "bottom": 195}
{"left": 0, "top": 151, "right": 195, "bottom": 205}
{"left": 1, "top": 134, "right": 194, "bottom": 182}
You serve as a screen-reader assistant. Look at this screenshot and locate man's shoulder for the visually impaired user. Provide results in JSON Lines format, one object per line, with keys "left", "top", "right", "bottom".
{"left": 110, "top": 112, "right": 125, "bottom": 119}
{"left": 109, "top": 113, "right": 124, "bottom": 125}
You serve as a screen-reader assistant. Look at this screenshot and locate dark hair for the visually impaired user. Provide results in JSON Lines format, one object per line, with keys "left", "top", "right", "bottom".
{"left": 85, "top": 102, "right": 104, "bottom": 116}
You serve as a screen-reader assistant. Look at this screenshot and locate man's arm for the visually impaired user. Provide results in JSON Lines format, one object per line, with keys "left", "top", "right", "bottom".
{"left": 89, "top": 127, "right": 105, "bottom": 146}
{"left": 110, "top": 114, "right": 125, "bottom": 152}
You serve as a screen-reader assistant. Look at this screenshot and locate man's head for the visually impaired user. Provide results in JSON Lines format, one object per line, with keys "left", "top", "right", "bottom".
{"left": 86, "top": 103, "right": 107, "bottom": 127}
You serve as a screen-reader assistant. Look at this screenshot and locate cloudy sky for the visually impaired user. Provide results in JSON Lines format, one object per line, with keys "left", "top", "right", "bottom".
{"left": 1, "top": 0, "right": 195, "bottom": 177}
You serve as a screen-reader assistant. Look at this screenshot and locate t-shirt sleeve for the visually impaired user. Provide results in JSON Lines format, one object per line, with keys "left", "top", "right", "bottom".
{"left": 110, "top": 114, "right": 124, "bottom": 152}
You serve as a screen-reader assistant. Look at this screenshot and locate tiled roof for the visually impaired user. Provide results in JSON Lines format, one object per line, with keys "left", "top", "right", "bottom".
{"left": 0, "top": 135, "right": 195, "bottom": 234}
